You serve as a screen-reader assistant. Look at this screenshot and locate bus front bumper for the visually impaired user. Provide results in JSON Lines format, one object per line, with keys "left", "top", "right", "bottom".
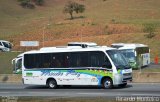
{"left": 113, "top": 73, "right": 132, "bottom": 85}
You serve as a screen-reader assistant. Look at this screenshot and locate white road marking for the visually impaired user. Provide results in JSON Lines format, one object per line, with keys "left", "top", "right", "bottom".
{"left": 132, "top": 94, "right": 160, "bottom": 96}
{"left": 78, "top": 93, "right": 105, "bottom": 95}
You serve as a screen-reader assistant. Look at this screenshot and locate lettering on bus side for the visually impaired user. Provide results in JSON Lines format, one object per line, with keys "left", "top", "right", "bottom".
{"left": 66, "top": 70, "right": 80, "bottom": 77}
{"left": 41, "top": 70, "right": 63, "bottom": 76}
{"left": 40, "top": 70, "right": 81, "bottom": 77}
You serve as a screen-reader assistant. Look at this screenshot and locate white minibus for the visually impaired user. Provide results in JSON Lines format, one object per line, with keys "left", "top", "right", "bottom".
{"left": 22, "top": 46, "right": 132, "bottom": 89}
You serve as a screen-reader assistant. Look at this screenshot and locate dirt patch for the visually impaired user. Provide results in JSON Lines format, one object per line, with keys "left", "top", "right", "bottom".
{"left": 0, "top": 74, "right": 21, "bottom": 83}
{"left": 11, "top": 22, "right": 141, "bottom": 51}
{"left": 105, "top": 24, "right": 141, "bottom": 34}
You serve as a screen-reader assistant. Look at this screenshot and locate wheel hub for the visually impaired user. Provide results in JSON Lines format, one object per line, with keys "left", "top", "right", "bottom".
{"left": 49, "top": 82, "right": 55, "bottom": 88}
{"left": 104, "top": 80, "right": 111, "bottom": 88}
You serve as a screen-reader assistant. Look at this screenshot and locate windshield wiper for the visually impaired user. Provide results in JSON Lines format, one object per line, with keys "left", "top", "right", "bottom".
{"left": 116, "top": 65, "right": 125, "bottom": 70}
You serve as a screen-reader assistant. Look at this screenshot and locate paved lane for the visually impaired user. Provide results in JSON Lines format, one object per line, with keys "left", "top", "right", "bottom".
{"left": 0, "top": 83, "right": 160, "bottom": 97}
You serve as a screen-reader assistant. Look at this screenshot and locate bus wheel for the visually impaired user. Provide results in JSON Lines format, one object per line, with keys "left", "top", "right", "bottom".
{"left": 47, "top": 79, "right": 57, "bottom": 89}
{"left": 102, "top": 78, "right": 113, "bottom": 89}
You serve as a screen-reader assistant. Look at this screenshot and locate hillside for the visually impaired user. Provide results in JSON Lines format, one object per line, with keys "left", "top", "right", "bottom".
{"left": 0, "top": 0, "right": 160, "bottom": 60}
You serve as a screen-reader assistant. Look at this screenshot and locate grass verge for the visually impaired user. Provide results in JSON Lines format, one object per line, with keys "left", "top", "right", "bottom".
{"left": 0, "top": 52, "right": 21, "bottom": 74}
{"left": 0, "top": 96, "right": 125, "bottom": 102}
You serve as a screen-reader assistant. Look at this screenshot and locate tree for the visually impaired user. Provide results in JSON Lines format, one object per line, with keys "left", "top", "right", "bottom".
{"left": 63, "top": 1, "right": 85, "bottom": 19}
{"left": 18, "top": 0, "right": 35, "bottom": 9}
{"left": 143, "top": 23, "right": 157, "bottom": 38}
{"left": 18, "top": 0, "right": 44, "bottom": 9}
{"left": 63, "top": 1, "right": 75, "bottom": 19}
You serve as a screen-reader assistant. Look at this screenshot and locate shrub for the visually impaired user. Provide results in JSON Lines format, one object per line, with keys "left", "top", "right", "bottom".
{"left": 18, "top": 0, "right": 44, "bottom": 9}
{"left": 143, "top": 23, "right": 157, "bottom": 38}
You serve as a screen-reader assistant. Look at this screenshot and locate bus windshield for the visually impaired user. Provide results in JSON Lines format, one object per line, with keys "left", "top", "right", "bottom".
{"left": 106, "top": 50, "right": 130, "bottom": 69}
{"left": 16, "top": 59, "right": 22, "bottom": 70}
{"left": 2, "top": 42, "right": 12, "bottom": 48}
{"left": 120, "top": 49, "right": 135, "bottom": 62}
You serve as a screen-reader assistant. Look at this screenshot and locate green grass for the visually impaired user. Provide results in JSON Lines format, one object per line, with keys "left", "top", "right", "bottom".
{"left": 0, "top": 52, "right": 21, "bottom": 74}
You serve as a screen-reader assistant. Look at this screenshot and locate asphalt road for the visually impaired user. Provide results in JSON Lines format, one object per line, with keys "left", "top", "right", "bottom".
{"left": 0, "top": 83, "right": 160, "bottom": 98}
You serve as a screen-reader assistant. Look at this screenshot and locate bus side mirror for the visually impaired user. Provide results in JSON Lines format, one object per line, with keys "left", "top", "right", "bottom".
{"left": 135, "top": 51, "right": 137, "bottom": 56}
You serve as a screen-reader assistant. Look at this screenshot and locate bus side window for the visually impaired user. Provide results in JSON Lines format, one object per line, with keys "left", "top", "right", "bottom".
{"left": 55, "top": 59, "right": 62, "bottom": 68}
{"left": 62, "top": 53, "right": 69, "bottom": 68}
{"left": 102, "top": 56, "right": 112, "bottom": 69}
{"left": 50, "top": 54, "right": 62, "bottom": 68}
{"left": 89, "top": 51, "right": 105, "bottom": 67}
{"left": 63, "top": 55, "right": 69, "bottom": 67}
{"left": 79, "top": 52, "right": 89, "bottom": 67}
{"left": 69, "top": 52, "right": 89, "bottom": 68}
{"left": 49, "top": 57, "right": 55, "bottom": 68}
{"left": 0, "top": 42, "right": 2, "bottom": 46}
{"left": 42, "top": 53, "right": 51, "bottom": 68}
{"left": 69, "top": 53, "right": 80, "bottom": 67}
{"left": 50, "top": 53, "right": 69, "bottom": 68}
{"left": 90, "top": 55, "right": 98, "bottom": 67}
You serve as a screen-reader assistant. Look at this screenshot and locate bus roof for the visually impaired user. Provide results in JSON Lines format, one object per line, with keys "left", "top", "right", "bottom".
{"left": 40, "top": 46, "right": 82, "bottom": 51}
{"left": 15, "top": 50, "right": 37, "bottom": 58}
{"left": 24, "top": 46, "right": 116, "bottom": 54}
{"left": 111, "top": 43, "right": 148, "bottom": 49}
{"left": 68, "top": 42, "right": 97, "bottom": 46}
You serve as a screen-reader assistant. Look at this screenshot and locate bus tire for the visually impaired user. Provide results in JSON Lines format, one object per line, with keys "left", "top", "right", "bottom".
{"left": 102, "top": 78, "right": 113, "bottom": 89}
{"left": 47, "top": 79, "right": 57, "bottom": 89}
